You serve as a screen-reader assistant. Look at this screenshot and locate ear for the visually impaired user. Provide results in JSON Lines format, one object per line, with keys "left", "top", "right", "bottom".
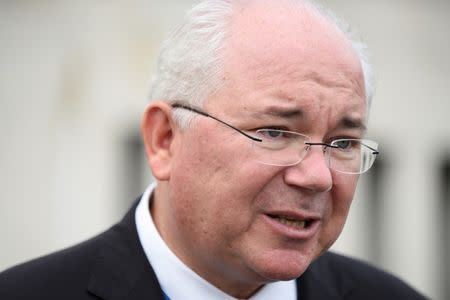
{"left": 141, "top": 101, "right": 176, "bottom": 181}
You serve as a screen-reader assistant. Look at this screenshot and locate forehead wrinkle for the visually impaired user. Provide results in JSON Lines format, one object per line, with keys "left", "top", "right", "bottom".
{"left": 307, "top": 69, "right": 361, "bottom": 91}
{"left": 236, "top": 55, "right": 363, "bottom": 103}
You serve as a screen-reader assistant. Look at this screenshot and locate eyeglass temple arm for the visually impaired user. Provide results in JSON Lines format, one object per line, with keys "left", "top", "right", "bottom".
{"left": 306, "top": 142, "right": 379, "bottom": 155}
{"left": 172, "top": 104, "right": 262, "bottom": 142}
{"left": 305, "top": 142, "right": 338, "bottom": 149}
{"left": 360, "top": 142, "right": 379, "bottom": 154}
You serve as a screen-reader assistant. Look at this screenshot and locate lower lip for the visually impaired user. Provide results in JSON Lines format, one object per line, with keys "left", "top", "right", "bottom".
{"left": 262, "top": 214, "right": 320, "bottom": 239}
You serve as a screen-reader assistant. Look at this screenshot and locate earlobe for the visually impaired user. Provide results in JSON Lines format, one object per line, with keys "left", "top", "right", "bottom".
{"left": 141, "top": 102, "right": 175, "bottom": 181}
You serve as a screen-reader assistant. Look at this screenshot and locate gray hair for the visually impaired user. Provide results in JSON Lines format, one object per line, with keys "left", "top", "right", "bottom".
{"left": 149, "top": 0, "right": 374, "bottom": 128}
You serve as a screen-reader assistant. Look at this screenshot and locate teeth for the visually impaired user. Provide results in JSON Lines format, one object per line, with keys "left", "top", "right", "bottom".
{"left": 275, "top": 216, "right": 306, "bottom": 228}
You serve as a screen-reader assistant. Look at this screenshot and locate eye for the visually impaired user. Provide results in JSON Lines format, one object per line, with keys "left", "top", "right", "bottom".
{"left": 256, "top": 128, "right": 287, "bottom": 139}
{"left": 266, "top": 129, "right": 283, "bottom": 138}
{"left": 334, "top": 140, "right": 352, "bottom": 149}
{"left": 331, "top": 139, "right": 362, "bottom": 152}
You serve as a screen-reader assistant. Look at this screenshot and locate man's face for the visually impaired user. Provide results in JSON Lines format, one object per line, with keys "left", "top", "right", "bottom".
{"left": 156, "top": 2, "right": 366, "bottom": 297}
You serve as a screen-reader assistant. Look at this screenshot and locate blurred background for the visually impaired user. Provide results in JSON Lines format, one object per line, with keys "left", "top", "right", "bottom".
{"left": 0, "top": 0, "right": 449, "bottom": 298}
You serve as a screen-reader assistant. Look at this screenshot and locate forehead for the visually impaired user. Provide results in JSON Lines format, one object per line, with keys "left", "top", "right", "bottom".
{"left": 227, "top": 0, "right": 362, "bottom": 71}
{"left": 210, "top": 0, "right": 365, "bottom": 122}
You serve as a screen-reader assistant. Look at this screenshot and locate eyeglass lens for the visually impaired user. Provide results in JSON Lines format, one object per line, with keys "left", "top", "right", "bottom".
{"left": 251, "top": 129, "right": 378, "bottom": 174}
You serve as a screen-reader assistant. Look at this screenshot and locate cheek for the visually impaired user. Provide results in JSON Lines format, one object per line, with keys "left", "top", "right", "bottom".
{"left": 173, "top": 125, "right": 268, "bottom": 198}
{"left": 332, "top": 173, "right": 358, "bottom": 216}
{"left": 169, "top": 128, "right": 270, "bottom": 236}
{"left": 319, "top": 175, "right": 358, "bottom": 249}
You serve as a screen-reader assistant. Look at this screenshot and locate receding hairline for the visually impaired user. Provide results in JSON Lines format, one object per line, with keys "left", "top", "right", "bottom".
{"left": 212, "top": 0, "right": 365, "bottom": 101}
{"left": 151, "top": 0, "right": 373, "bottom": 128}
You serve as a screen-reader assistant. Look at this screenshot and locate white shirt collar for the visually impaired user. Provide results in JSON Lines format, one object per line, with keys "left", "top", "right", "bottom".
{"left": 135, "top": 183, "right": 297, "bottom": 300}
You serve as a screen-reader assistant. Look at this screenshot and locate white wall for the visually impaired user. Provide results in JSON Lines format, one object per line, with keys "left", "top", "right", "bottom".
{"left": 1, "top": 1, "right": 448, "bottom": 299}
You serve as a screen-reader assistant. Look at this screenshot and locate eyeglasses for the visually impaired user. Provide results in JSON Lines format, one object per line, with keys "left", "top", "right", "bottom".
{"left": 172, "top": 104, "right": 379, "bottom": 174}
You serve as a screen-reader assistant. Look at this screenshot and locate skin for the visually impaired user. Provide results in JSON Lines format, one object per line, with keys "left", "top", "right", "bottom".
{"left": 142, "top": 0, "right": 367, "bottom": 298}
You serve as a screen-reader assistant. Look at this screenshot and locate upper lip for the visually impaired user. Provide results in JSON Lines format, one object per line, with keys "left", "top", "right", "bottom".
{"left": 263, "top": 209, "right": 321, "bottom": 222}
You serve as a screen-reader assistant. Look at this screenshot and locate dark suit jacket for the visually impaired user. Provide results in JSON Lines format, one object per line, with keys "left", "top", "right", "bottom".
{"left": 0, "top": 202, "right": 427, "bottom": 300}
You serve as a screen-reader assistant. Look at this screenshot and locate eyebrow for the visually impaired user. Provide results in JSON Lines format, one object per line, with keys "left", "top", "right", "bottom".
{"left": 250, "top": 106, "right": 366, "bottom": 132}
{"left": 254, "top": 107, "right": 305, "bottom": 120}
{"left": 338, "top": 116, "right": 367, "bottom": 132}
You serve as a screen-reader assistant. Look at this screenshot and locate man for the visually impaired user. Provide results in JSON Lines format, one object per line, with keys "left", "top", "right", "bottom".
{"left": 0, "top": 0, "right": 426, "bottom": 299}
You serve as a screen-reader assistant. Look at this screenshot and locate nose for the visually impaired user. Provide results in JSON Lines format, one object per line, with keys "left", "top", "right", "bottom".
{"left": 283, "top": 145, "right": 333, "bottom": 193}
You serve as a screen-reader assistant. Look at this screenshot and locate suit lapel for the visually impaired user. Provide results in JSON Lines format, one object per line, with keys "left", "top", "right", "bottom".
{"left": 296, "top": 270, "right": 341, "bottom": 300}
{"left": 296, "top": 252, "right": 356, "bottom": 300}
{"left": 87, "top": 201, "right": 165, "bottom": 300}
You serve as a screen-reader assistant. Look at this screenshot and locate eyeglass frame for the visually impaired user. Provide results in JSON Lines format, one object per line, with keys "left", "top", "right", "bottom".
{"left": 171, "top": 103, "right": 379, "bottom": 174}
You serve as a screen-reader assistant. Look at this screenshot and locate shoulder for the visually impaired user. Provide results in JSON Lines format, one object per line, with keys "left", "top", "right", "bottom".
{"left": 0, "top": 200, "right": 153, "bottom": 300}
{"left": 300, "top": 251, "right": 428, "bottom": 300}
{"left": 0, "top": 230, "right": 108, "bottom": 300}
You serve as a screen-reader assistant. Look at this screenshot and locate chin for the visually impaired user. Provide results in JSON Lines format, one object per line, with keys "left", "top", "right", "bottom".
{"left": 251, "top": 248, "right": 316, "bottom": 282}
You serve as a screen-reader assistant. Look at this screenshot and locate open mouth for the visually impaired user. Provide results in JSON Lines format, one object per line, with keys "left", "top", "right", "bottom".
{"left": 267, "top": 214, "right": 312, "bottom": 229}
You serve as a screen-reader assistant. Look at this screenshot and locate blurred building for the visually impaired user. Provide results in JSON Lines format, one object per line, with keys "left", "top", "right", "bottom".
{"left": 0, "top": 0, "right": 449, "bottom": 299}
